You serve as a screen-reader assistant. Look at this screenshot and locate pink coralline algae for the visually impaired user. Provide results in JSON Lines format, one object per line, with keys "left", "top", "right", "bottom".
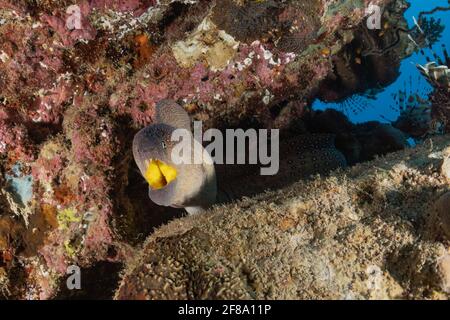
{"left": 66, "top": 106, "right": 117, "bottom": 166}
{"left": 0, "top": 118, "right": 33, "bottom": 160}
{"left": 31, "top": 83, "right": 72, "bottom": 125}
{"left": 91, "top": 0, "right": 153, "bottom": 15}
{"left": 31, "top": 154, "right": 64, "bottom": 183}
{"left": 40, "top": 0, "right": 152, "bottom": 47}
{"left": 42, "top": 4, "right": 96, "bottom": 47}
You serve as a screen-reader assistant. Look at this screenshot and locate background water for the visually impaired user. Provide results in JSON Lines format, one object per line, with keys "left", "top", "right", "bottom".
{"left": 312, "top": 0, "right": 449, "bottom": 124}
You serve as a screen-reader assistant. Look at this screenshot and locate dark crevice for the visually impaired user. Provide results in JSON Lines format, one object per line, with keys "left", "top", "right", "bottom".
{"left": 55, "top": 262, "right": 123, "bottom": 300}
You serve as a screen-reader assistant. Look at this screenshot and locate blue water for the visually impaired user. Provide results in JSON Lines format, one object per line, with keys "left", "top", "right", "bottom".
{"left": 313, "top": 0, "right": 449, "bottom": 124}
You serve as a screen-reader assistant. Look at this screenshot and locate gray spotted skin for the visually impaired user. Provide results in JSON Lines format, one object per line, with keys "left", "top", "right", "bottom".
{"left": 132, "top": 103, "right": 217, "bottom": 214}
{"left": 155, "top": 99, "right": 192, "bottom": 132}
{"left": 216, "top": 134, "right": 347, "bottom": 202}
{"left": 279, "top": 134, "right": 347, "bottom": 175}
{"left": 132, "top": 123, "right": 175, "bottom": 177}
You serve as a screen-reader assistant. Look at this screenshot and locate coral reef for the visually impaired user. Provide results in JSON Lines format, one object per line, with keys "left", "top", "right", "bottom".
{"left": 116, "top": 135, "right": 450, "bottom": 300}
{"left": 0, "top": 0, "right": 446, "bottom": 300}
{"left": 317, "top": 0, "right": 411, "bottom": 103}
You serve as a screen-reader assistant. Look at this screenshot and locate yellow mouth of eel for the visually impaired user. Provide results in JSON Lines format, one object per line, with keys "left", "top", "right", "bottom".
{"left": 144, "top": 159, "right": 177, "bottom": 190}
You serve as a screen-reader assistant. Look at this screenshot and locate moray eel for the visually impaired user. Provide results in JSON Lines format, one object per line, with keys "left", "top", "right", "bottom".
{"left": 216, "top": 133, "right": 347, "bottom": 202}
{"left": 132, "top": 100, "right": 217, "bottom": 215}
{"left": 133, "top": 100, "right": 347, "bottom": 212}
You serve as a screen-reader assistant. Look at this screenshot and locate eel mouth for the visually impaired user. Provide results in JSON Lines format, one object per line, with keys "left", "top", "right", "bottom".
{"left": 144, "top": 159, "right": 177, "bottom": 190}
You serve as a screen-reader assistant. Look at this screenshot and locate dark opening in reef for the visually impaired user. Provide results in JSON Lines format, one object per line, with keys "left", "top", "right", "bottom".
{"left": 24, "top": 122, "right": 64, "bottom": 146}
{"left": 120, "top": 163, "right": 185, "bottom": 244}
{"left": 111, "top": 117, "right": 185, "bottom": 246}
{"left": 55, "top": 261, "right": 123, "bottom": 300}
{"left": 158, "top": 1, "right": 189, "bottom": 31}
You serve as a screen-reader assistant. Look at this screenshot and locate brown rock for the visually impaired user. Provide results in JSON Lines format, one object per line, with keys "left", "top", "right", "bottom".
{"left": 442, "top": 156, "right": 450, "bottom": 184}
{"left": 437, "top": 253, "right": 450, "bottom": 293}
{"left": 436, "top": 192, "right": 450, "bottom": 239}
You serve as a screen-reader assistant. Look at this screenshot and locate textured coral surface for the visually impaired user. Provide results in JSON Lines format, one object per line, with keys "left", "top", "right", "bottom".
{"left": 116, "top": 135, "right": 450, "bottom": 300}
